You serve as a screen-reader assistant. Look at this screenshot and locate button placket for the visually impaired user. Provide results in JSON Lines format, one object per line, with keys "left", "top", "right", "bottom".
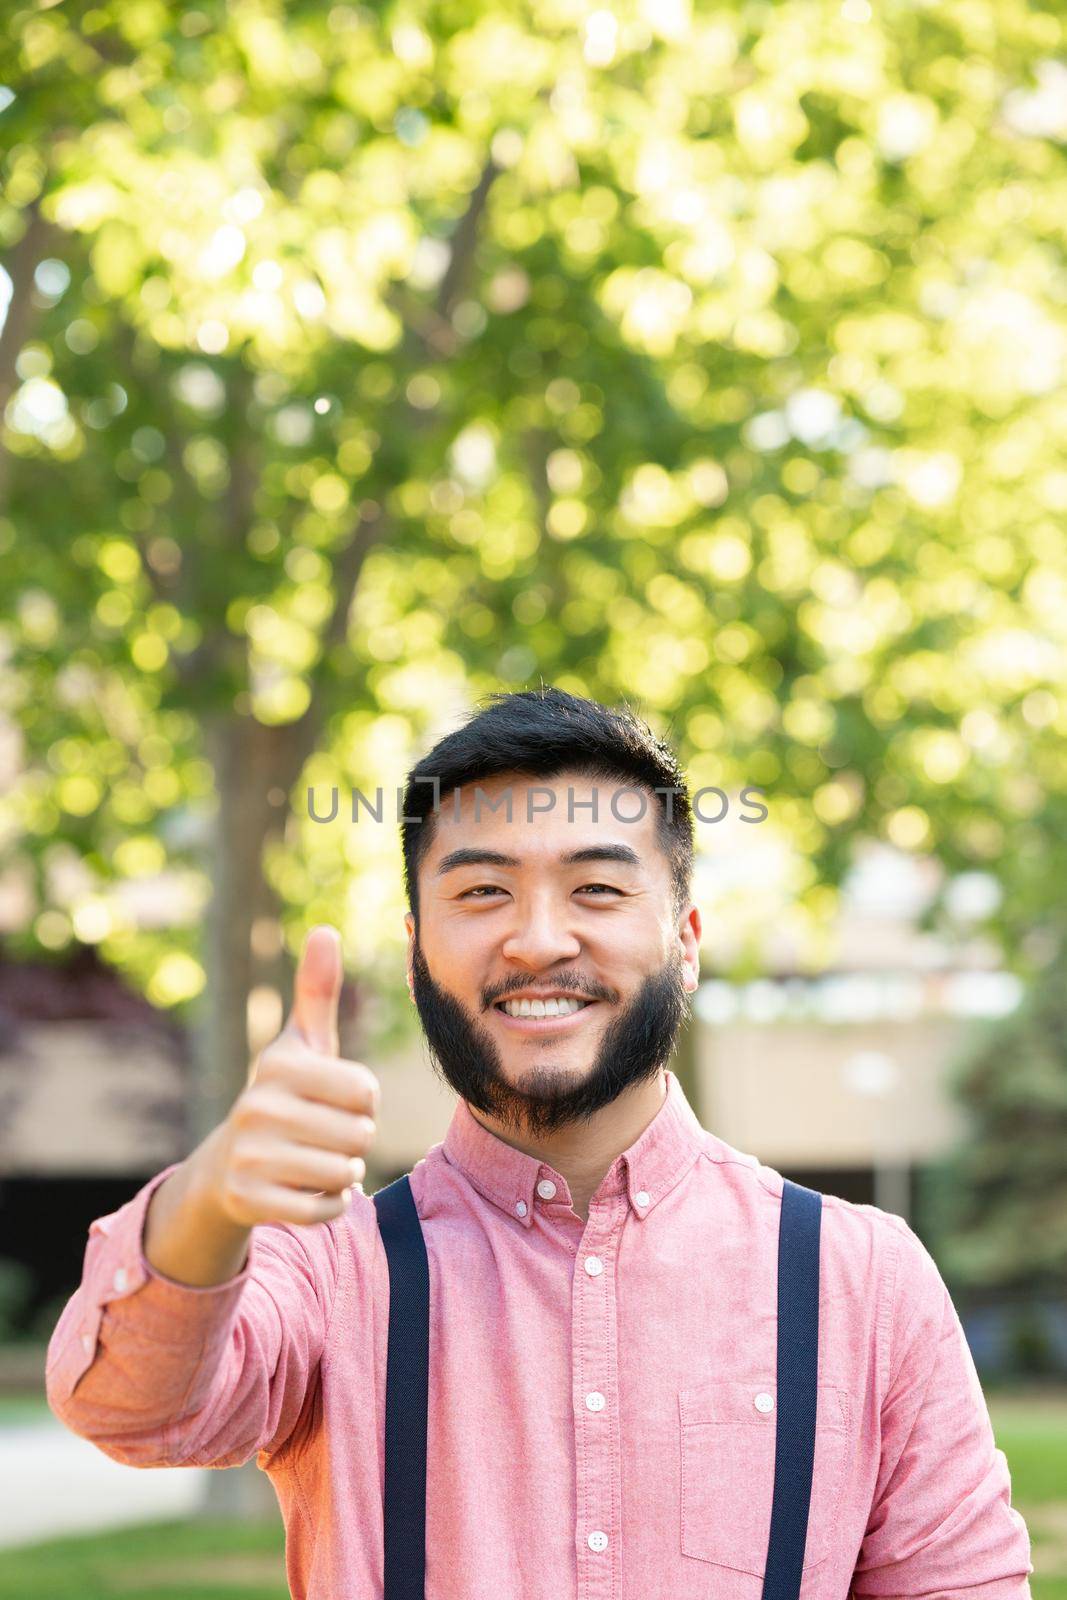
{"left": 573, "top": 1201, "right": 622, "bottom": 1597}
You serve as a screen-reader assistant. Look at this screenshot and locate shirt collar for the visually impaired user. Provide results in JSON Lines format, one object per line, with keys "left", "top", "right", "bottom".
{"left": 441, "top": 1068, "right": 708, "bottom": 1228}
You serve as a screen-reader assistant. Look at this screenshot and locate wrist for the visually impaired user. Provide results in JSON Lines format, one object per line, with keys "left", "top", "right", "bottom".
{"left": 144, "top": 1133, "right": 251, "bottom": 1287}
{"left": 182, "top": 1127, "right": 235, "bottom": 1222}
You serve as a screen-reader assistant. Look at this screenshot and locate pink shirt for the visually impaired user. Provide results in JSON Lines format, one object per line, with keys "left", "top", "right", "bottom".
{"left": 46, "top": 1068, "right": 1032, "bottom": 1599}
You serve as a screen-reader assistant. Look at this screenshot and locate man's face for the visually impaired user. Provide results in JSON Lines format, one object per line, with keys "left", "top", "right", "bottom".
{"left": 404, "top": 770, "right": 701, "bottom": 1136}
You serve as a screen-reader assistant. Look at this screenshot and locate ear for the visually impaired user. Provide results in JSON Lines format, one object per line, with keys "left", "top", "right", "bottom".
{"left": 677, "top": 903, "right": 701, "bottom": 994}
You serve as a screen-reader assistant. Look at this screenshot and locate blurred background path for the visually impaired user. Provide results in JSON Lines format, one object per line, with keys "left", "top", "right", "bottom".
{"left": 0, "top": 1410, "right": 206, "bottom": 1549}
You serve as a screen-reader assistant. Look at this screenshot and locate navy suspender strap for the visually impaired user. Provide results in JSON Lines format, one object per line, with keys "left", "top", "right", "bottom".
{"left": 372, "top": 1172, "right": 823, "bottom": 1600}
{"left": 761, "top": 1178, "right": 824, "bottom": 1600}
{"left": 373, "top": 1175, "right": 430, "bottom": 1600}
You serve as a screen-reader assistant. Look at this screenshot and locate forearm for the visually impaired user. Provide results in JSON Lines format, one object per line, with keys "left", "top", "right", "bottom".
{"left": 143, "top": 1128, "right": 252, "bottom": 1287}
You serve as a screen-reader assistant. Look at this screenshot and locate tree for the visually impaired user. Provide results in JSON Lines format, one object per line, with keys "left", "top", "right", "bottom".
{"left": 1, "top": 0, "right": 1066, "bottom": 1444}
{"left": 922, "top": 926, "right": 1067, "bottom": 1293}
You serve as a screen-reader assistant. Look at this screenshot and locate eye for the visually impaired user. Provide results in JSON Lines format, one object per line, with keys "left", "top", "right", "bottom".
{"left": 458, "top": 885, "right": 506, "bottom": 899}
{"left": 578, "top": 884, "right": 621, "bottom": 895}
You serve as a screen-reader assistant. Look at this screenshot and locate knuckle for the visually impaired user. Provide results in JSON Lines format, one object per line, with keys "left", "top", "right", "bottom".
{"left": 220, "top": 1174, "right": 250, "bottom": 1219}
{"left": 254, "top": 1042, "right": 284, "bottom": 1078}
{"left": 232, "top": 1140, "right": 269, "bottom": 1175}
{"left": 345, "top": 1116, "right": 374, "bottom": 1152}
{"left": 228, "top": 1141, "right": 253, "bottom": 1173}
{"left": 341, "top": 1122, "right": 369, "bottom": 1157}
{"left": 230, "top": 1091, "right": 253, "bottom": 1123}
{"left": 235, "top": 1091, "right": 272, "bottom": 1131}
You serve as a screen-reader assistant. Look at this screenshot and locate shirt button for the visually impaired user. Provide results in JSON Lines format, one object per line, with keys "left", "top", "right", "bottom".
{"left": 635, "top": 1190, "right": 650, "bottom": 1208}
{"left": 588, "top": 1530, "right": 608, "bottom": 1552}
{"left": 585, "top": 1391, "right": 605, "bottom": 1411}
{"left": 536, "top": 1179, "right": 557, "bottom": 1200}
{"left": 515, "top": 1201, "right": 528, "bottom": 1217}
{"left": 584, "top": 1255, "right": 603, "bottom": 1277}
{"left": 754, "top": 1391, "right": 774, "bottom": 1413}
{"left": 113, "top": 1267, "right": 128, "bottom": 1293}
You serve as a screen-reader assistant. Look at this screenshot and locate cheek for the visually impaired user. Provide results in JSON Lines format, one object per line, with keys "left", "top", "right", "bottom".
{"left": 420, "top": 918, "right": 486, "bottom": 988}
{"left": 587, "top": 922, "right": 667, "bottom": 971}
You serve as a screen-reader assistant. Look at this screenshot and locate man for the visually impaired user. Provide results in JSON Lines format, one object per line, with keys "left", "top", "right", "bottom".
{"left": 46, "top": 687, "right": 1032, "bottom": 1598}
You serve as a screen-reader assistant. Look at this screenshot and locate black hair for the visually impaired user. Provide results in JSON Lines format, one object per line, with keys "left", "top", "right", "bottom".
{"left": 401, "top": 686, "right": 693, "bottom": 926}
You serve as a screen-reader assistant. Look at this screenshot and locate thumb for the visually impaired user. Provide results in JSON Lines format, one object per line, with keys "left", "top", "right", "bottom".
{"left": 289, "top": 924, "right": 343, "bottom": 1055}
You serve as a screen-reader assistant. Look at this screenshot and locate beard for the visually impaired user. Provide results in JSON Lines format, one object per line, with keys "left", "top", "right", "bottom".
{"left": 409, "top": 934, "right": 691, "bottom": 1138}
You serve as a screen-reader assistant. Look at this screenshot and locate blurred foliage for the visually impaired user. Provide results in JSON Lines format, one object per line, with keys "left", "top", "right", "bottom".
{"left": 0, "top": 0, "right": 1065, "bottom": 1019}
{"left": 923, "top": 926, "right": 1067, "bottom": 1290}
{"left": 0, "top": 1256, "right": 34, "bottom": 1341}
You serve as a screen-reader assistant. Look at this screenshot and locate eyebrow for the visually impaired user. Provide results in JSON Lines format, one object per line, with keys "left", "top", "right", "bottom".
{"left": 434, "top": 844, "right": 643, "bottom": 876}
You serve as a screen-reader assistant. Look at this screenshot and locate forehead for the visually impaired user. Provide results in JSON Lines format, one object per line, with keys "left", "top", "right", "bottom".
{"left": 419, "top": 770, "right": 664, "bottom": 870}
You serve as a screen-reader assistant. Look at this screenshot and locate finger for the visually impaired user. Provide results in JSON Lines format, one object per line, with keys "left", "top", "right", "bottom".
{"left": 289, "top": 925, "right": 343, "bottom": 1055}
{"left": 234, "top": 1180, "right": 353, "bottom": 1227}
{"left": 245, "top": 1087, "right": 376, "bottom": 1159}
{"left": 237, "top": 1139, "right": 365, "bottom": 1196}
{"left": 269, "top": 1052, "right": 379, "bottom": 1117}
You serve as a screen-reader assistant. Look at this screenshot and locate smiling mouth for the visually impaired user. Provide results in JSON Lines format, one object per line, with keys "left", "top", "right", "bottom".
{"left": 493, "top": 997, "right": 596, "bottom": 1019}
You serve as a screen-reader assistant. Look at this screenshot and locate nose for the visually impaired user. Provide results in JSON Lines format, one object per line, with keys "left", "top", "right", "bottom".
{"left": 499, "top": 892, "right": 582, "bottom": 971}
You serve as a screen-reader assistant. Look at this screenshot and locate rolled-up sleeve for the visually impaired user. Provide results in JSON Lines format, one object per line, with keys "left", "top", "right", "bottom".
{"left": 852, "top": 1216, "right": 1033, "bottom": 1598}
{"left": 45, "top": 1163, "right": 340, "bottom": 1472}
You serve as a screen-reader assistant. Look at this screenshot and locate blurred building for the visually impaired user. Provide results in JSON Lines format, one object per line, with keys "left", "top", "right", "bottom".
{"left": 691, "top": 843, "right": 1021, "bottom": 1220}
{"left": 0, "top": 944, "right": 189, "bottom": 1341}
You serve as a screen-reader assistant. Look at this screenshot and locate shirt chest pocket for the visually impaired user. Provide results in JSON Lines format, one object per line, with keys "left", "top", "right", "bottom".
{"left": 679, "top": 1379, "right": 852, "bottom": 1577}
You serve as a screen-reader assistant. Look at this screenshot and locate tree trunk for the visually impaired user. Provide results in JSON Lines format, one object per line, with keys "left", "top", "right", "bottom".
{"left": 191, "top": 713, "right": 279, "bottom": 1137}
{"left": 190, "top": 710, "right": 294, "bottom": 1521}
{"left": 0, "top": 202, "right": 55, "bottom": 509}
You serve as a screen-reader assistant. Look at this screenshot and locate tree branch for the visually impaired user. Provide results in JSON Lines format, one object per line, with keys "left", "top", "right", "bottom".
{"left": 383, "top": 153, "right": 501, "bottom": 366}
{"left": 434, "top": 156, "right": 500, "bottom": 322}
{"left": 276, "top": 154, "right": 503, "bottom": 776}
{"left": 0, "top": 201, "right": 58, "bottom": 510}
{"left": 172, "top": 364, "right": 258, "bottom": 697}
{"left": 111, "top": 320, "right": 206, "bottom": 616}
{"left": 277, "top": 499, "right": 390, "bottom": 787}
{"left": 222, "top": 155, "right": 503, "bottom": 788}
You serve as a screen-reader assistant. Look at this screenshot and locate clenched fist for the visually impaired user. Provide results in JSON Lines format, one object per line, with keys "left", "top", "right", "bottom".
{"left": 206, "top": 924, "right": 380, "bottom": 1229}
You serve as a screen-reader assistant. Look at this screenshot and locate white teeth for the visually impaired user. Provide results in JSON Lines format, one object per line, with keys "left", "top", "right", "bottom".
{"left": 501, "top": 997, "right": 587, "bottom": 1018}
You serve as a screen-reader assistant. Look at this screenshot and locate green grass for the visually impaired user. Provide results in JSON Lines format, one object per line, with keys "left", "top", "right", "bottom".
{"left": 990, "top": 1392, "right": 1067, "bottom": 1504}
{"left": 0, "top": 1518, "right": 288, "bottom": 1600}
{"left": 984, "top": 1396, "right": 1067, "bottom": 1598}
{"left": 0, "top": 1395, "right": 52, "bottom": 1425}
{"left": 0, "top": 1391, "right": 1063, "bottom": 1597}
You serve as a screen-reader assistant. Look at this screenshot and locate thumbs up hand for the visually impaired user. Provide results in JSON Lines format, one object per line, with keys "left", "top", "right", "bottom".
{"left": 207, "top": 925, "right": 380, "bottom": 1229}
